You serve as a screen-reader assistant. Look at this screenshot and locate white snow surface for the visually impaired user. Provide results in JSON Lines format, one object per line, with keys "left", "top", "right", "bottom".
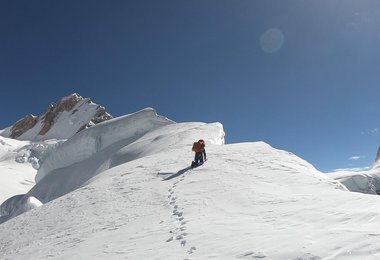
{"left": 328, "top": 165, "right": 380, "bottom": 195}
{"left": 3, "top": 109, "right": 380, "bottom": 259}
{"left": 0, "top": 136, "right": 55, "bottom": 204}
{"left": 35, "top": 107, "right": 176, "bottom": 183}
{"left": 0, "top": 108, "right": 223, "bottom": 221}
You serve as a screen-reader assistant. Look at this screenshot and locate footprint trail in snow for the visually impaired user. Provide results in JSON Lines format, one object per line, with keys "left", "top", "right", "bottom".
{"left": 166, "top": 171, "right": 197, "bottom": 257}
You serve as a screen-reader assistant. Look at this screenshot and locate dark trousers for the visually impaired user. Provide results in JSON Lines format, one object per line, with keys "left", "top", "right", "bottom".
{"left": 194, "top": 152, "right": 203, "bottom": 165}
{"left": 202, "top": 150, "right": 206, "bottom": 161}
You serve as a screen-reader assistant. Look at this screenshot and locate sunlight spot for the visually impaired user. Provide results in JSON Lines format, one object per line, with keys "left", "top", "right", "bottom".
{"left": 260, "top": 28, "right": 284, "bottom": 53}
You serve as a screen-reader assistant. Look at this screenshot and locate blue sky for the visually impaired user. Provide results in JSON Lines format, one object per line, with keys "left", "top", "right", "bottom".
{"left": 1, "top": 0, "right": 380, "bottom": 172}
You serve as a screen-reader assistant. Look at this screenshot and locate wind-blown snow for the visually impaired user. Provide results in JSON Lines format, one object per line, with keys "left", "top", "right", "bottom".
{"left": 0, "top": 108, "right": 224, "bottom": 220}
{"left": 3, "top": 109, "right": 380, "bottom": 259}
{"left": 3, "top": 138, "right": 380, "bottom": 259}
{"left": 327, "top": 153, "right": 380, "bottom": 195}
{"left": 36, "top": 108, "right": 174, "bottom": 183}
{"left": 0, "top": 195, "right": 42, "bottom": 223}
{"left": 328, "top": 165, "right": 380, "bottom": 195}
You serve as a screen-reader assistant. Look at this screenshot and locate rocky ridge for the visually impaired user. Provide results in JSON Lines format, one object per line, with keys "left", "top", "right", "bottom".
{"left": 1, "top": 93, "right": 113, "bottom": 141}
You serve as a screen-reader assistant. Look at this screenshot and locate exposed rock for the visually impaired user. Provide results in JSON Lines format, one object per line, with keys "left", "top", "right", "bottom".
{"left": 3, "top": 93, "right": 113, "bottom": 141}
{"left": 75, "top": 105, "right": 112, "bottom": 133}
{"left": 9, "top": 115, "right": 38, "bottom": 139}
{"left": 39, "top": 94, "right": 82, "bottom": 135}
{"left": 55, "top": 93, "right": 81, "bottom": 113}
{"left": 92, "top": 106, "right": 113, "bottom": 124}
{"left": 39, "top": 104, "right": 57, "bottom": 136}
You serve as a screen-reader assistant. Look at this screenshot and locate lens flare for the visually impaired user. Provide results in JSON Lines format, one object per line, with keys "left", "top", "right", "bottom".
{"left": 260, "top": 28, "right": 284, "bottom": 53}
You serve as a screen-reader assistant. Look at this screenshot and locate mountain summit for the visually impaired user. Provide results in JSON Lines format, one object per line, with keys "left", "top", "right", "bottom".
{"left": 0, "top": 93, "right": 112, "bottom": 141}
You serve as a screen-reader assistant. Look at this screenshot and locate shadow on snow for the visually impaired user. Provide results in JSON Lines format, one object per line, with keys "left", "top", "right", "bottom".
{"left": 162, "top": 167, "right": 191, "bottom": 181}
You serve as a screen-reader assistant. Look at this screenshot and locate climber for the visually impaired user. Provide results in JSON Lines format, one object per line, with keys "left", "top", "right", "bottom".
{"left": 191, "top": 139, "right": 206, "bottom": 168}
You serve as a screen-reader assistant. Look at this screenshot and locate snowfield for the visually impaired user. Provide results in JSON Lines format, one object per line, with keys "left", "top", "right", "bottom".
{"left": 0, "top": 137, "right": 42, "bottom": 204}
{"left": 0, "top": 136, "right": 61, "bottom": 204}
{"left": 2, "top": 109, "right": 380, "bottom": 259}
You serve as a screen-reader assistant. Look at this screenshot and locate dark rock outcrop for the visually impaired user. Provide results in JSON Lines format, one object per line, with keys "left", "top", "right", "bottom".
{"left": 9, "top": 115, "right": 38, "bottom": 139}
{"left": 4, "top": 93, "right": 113, "bottom": 140}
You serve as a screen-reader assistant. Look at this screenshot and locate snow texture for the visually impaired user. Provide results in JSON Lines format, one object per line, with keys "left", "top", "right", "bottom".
{"left": 327, "top": 152, "right": 380, "bottom": 195}
{"left": 2, "top": 108, "right": 380, "bottom": 259}
{"left": 0, "top": 136, "right": 57, "bottom": 204}
{"left": 35, "top": 107, "right": 174, "bottom": 183}
{"left": 328, "top": 165, "right": 380, "bottom": 195}
{"left": 0, "top": 108, "right": 223, "bottom": 220}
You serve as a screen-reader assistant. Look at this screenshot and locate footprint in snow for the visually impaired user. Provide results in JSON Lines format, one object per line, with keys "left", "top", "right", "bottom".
{"left": 188, "top": 246, "right": 196, "bottom": 254}
{"left": 293, "top": 254, "right": 321, "bottom": 260}
{"left": 172, "top": 208, "right": 182, "bottom": 214}
{"left": 237, "top": 251, "right": 266, "bottom": 259}
{"left": 176, "top": 233, "right": 187, "bottom": 240}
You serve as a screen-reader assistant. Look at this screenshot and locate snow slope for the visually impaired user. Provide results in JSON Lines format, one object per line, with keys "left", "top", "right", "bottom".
{"left": 35, "top": 107, "right": 175, "bottom": 183}
{"left": 2, "top": 113, "right": 380, "bottom": 259}
{"left": 0, "top": 108, "right": 223, "bottom": 221}
{"left": 0, "top": 136, "right": 57, "bottom": 204}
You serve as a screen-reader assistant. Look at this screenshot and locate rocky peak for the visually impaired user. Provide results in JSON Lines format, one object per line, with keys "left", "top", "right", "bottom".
{"left": 39, "top": 93, "right": 84, "bottom": 135}
{"left": 2, "top": 93, "right": 113, "bottom": 141}
{"left": 9, "top": 115, "right": 38, "bottom": 139}
{"left": 56, "top": 93, "right": 82, "bottom": 112}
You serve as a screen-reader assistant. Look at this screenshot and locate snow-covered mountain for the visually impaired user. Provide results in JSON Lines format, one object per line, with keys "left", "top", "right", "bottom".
{"left": 0, "top": 93, "right": 112, "bottom": 205}
{"left": 3, "top": 104, "right": 380, "bottom": 259}
{"left": 328, "top": 148, "right": 380, "bottom": 195}
{"left": 0, "top": 93, "right": 112, "bottom": 141}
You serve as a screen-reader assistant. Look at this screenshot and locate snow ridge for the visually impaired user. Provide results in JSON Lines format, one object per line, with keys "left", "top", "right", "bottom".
{"left": 328, "top": 146, "right": 380, "bottom": 195}
{"left": 6, "top": 106, "right": 380, "bottom": 259}
{"left": 0, "top": 108, "right": 224, "bottom": 223}
{"left": 36, "top": 108, "right": 173, "bottom": 183}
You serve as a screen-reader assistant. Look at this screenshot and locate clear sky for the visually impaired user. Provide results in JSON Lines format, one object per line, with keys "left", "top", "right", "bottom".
{"left": 1, "top": 0, "right": 380, "bottom": 172}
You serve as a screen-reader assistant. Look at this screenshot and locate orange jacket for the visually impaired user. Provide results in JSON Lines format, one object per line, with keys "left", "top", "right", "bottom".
{"left": 192, "top": 142, "right": 203, "bottom": 153}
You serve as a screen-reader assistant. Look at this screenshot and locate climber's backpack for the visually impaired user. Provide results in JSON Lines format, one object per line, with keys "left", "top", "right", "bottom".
{"left": 192, "top": 141, "right": 202, "bottom": 153}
